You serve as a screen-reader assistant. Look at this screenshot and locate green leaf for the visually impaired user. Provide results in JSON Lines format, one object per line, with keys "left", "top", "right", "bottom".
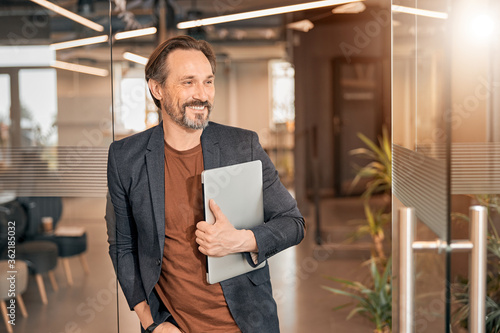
{"left": 346, "top": 307, "right": 368, "bottom": 320}
{"left": 323, "top": 257, "right": 392, "bottom": 331}
{"left": 321, "top": 286, "right": 366, "bottom": 303}
{"left": 332, "top": 303, "right": 353, "bottom": 311}
{"left": 357, "top": 132, "right": 384, "bottom": 159}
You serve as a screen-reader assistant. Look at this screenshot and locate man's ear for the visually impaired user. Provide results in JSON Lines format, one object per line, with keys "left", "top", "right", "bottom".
{"left": 148, "top": 79, "right": 163, "bottom": 101}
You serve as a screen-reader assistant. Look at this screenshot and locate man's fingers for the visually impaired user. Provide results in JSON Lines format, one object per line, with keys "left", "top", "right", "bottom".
{"left": 195, "top": 232, "right": 203, "bottom": 244}
{"left": 196, "top": 221, "right": 210, "bottom": 232}
{"left": 209, "top": 199, "right": 223, "bottom": 220}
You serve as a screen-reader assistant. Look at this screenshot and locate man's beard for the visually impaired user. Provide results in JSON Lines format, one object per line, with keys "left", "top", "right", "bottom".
{"left": 163, "top": 99, "right": 212, "bottom": 130}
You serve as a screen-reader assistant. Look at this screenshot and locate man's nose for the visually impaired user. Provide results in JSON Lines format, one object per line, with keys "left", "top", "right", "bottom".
{"left": 193, "top": 82, "right": 208, "bottom": 101}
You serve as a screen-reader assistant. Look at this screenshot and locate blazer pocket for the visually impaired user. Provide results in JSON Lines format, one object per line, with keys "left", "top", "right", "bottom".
{"left": 246, "top": 263, "right": 270, "bottom": 286}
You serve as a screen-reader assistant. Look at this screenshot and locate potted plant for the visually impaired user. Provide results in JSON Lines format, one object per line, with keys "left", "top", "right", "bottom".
{"left": 323, "top": 128, "right": 393, "bottom": 332}
{"left": 350, "top": 127, "right": 391, "bottom": 201}
{"left": 323, "top": 258, "right": 392, "bottom": 333}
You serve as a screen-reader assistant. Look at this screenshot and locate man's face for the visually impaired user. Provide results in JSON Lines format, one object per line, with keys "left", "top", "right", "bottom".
{"left": 161, "top": 49, "right": 215, "bottom": 130}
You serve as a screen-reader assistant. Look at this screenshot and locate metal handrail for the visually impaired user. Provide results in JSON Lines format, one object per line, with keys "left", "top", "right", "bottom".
{"left": 397, "top": 206, "right": 487, "bottom": 333}
{"left": 469, "top": 206, "right": 487, "bottom": 333}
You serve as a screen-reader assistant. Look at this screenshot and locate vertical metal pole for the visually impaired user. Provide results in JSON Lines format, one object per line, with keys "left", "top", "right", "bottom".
{"left": 9, "top": 70, "right": 21, "bottom": 147}
{"left": 399, "top": 207, "right": 415, "bottom": 333}
{"left": 469, "top": 206, "right": 487, "bottom": 333}
{"left": 312, "top": 126, "right": 322, "bottom": 245}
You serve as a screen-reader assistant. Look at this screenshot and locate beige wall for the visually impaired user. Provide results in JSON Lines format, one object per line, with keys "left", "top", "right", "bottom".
{"left": 213, "top": 59, "right": 273, "bottom": 147}
{"left": 57, "top": 69, "right": 113, "bottom": 147}
{"left": 235, "top": 61, "right": 271, "bottom": 143}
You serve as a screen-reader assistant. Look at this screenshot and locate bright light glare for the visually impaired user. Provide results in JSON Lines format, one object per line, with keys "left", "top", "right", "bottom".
{"left": 120, "top": 78, "right": 147, "bottom": 132}
{"left": 469, "top": 14, "right": 495, "bottom": 41}
{"left": 30, "top": 0, "right": 104, "bottom": 32}
{"left": 115, "top": 27, "right": 157, "bottom": 40}
{"left": 177, "top": 0, "right": 363, "bottom": 29}
{"left": 332, "top": 2, "right": 366, "bottom": 14}
{"left": 391, "top": 5, "right": 448, "bottom": 19}
{"left": 50, "top": 35, "right": 108, "bottom": 50}
{"left": 123, "top": 52, "right": 148, "bottom": 65}
{"left": 51, "top": 60, "right": 109, "bottom": 77}
{"left": 286, "top": 19, "right": 314, "bottom": 32}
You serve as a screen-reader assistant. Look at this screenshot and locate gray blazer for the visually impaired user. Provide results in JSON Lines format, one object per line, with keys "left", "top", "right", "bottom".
{"left": 106, "top": 121, "right": 305, "bottom": 333}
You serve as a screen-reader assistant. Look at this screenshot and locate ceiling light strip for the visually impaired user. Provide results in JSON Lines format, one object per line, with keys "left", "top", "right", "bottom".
{"left": 391, "top": 5, "right": 448, "bottom": 19}
{"left": 177, "top": 0, "right": 363, "bottom": 29}
{"left": 115, "top": 27, "right": 157, "bottom": 40}
{"left": 50, "top": 35, "right": 109, "bottom": 50}
{"left": 30, "top": 0, "right": 105, "bottom": 32}
{"left": 123, "top": 52, "right": 148, "bottom": 65}
{"left": 51, "top": 60, "right": 109, "bottom": 77}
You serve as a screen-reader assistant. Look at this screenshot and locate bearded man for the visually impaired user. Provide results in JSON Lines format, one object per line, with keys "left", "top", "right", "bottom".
{"left": 106, "top": 35, "right": 305, "bottom": 333}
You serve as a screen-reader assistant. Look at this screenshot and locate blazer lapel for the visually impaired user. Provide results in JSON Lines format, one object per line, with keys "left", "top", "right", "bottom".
{"left": 201, "top": 123, "right": 220, "bottom": 170}
{"left": 145, "top": 124, "right": 165, "bottom": 251}
{"left": 146, "top": 122, "right": 219, "bottom": 251}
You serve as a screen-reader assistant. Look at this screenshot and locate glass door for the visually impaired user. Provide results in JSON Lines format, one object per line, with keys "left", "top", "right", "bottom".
{"left": 392, "top": 0, "right": 500, "bottom": 332}
{"left": 392, "top": 0, "right": 450, "bottom": 331}
{"left": 0, "top": 1, "right": 116, "bottom": 332}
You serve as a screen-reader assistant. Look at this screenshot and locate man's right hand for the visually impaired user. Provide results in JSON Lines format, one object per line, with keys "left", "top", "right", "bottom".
{"left": 135, "top": 301, "right": 182, "bottom": 333}
{"left": 154, "top": 322, "right": 182, "bottom": 333}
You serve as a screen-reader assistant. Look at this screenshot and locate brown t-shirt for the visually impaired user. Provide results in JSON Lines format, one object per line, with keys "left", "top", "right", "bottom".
{"left": 154, "top": 142, "right": 240, "bottom": 333}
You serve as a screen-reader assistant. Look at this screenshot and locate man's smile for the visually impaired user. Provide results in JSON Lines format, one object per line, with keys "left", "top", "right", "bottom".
{"left": 187, "top": 105, "right": 206, "bottom": 111}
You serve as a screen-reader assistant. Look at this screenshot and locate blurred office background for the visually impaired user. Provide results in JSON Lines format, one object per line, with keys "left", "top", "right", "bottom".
{"left": 0, "top": 0, "right": 499, "bottom": 332}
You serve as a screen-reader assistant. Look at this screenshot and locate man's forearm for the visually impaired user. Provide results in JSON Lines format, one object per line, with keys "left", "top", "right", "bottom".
{"left": 237, "top": 229, "right": 258, "bottom": 253}
{"left": 134, "top": 300, "right": 154, "bottom": 329}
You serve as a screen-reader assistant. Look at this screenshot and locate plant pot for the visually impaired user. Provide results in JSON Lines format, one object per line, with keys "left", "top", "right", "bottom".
{"left": 373, "top": 326, "right": 391, "bottom": 333}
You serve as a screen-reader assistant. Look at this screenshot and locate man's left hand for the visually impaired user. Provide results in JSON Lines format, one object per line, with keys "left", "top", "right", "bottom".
{"left": 195, "top": 199, "right": 258, "bottom": 257}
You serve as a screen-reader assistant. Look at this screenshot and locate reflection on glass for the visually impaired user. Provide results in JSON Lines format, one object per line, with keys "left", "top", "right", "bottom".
{"left": 119, "top": 78, "right": 147, "bottom": 132}
{"left": 270, "top": 60, "right": 295, "bottom": 125}
{"left": 0, "top": 46, "right": 55, "bottom": 67}
{"left": 393, "top": 0, "right": 500, "bottom": 331}
{"left": 392, "top": 0, "right": 450, "bottom": 331}
{"left": 0, "top": 0, "right": 116, "bottom": 332}
{"left": 0, "top": 74, "right": 10, "bottom": 125}
{"left": 19, "top": 68, "right": 57, "bottom": 146}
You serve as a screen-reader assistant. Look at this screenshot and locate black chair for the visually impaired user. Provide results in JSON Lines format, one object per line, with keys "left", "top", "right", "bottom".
{"left": 0, "top": 198, "right": 58, "bottom": 305}
{"left": 0, "top": 260, "right": 28, "bottom": 333}
{"left": 18, "top": 197, "right": 89, "bottom": 286}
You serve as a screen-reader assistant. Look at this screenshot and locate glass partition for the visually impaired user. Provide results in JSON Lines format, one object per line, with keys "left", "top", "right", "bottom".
{"left": 448, "top": 0, "right": 500, "bottom": 332}
{"left": 392, "top": 0, "right": 500, "bottom": 331}
{"left": 0, "top": 2, "right": 290, "bottom": 333}
{"left": 392, "top": 0, "right": 450, "bottom": 331}
{"left": 0, "top": 1, "right": 116, "bottom": 332}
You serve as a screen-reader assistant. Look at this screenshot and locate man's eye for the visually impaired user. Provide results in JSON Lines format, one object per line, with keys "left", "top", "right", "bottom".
{"left": 184, "top": 81, "right": 192, "bottom": 85}
{"left": 206, "top": 80, "right": 213, "bottom": 85}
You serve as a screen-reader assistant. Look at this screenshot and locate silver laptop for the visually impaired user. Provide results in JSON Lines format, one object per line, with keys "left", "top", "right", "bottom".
{"left": 201, "top": 160, "right": 266, "bottom": 284}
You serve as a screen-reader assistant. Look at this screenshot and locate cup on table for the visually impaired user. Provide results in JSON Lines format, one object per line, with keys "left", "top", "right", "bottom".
{"left": 41, "top": 216, "right": 54, "bottom": 234}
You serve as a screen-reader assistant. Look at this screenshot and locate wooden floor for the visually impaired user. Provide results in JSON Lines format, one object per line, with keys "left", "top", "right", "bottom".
{"left": 10, "top": 196, "right": 377, "bottom": 333}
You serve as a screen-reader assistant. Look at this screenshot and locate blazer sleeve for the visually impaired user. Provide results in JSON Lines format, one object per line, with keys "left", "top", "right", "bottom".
{"left": 106, "top": 142, "right": 148, "bottom": 310}
{"left": 247, "top": 132, "right": 306, "bottom": 266}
